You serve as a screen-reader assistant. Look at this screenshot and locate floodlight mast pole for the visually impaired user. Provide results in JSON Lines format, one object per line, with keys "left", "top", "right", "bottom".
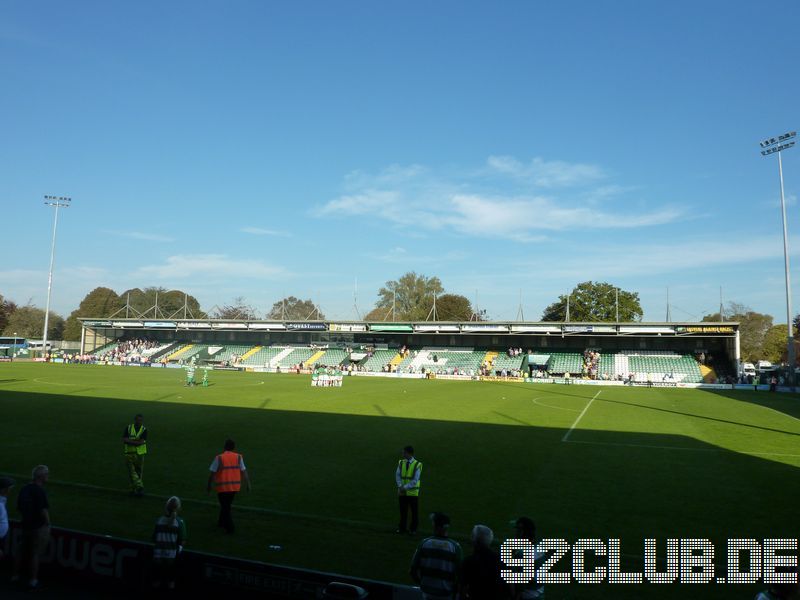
{"left": 42, "top": 196, "right": 71, "bottom": 360}
{"left": 777, "top": 149, "right": 795, "bottom": 385}
{"left": 761, "top": 131, "right": 796, "bottom": 387}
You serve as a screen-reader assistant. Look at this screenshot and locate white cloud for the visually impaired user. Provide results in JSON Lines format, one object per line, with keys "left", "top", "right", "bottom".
{"left": 486, "top": 155, "right": 606, "bottom": 187}
{"left": 317, "top": 157, "right": 684, "bottom": 242}
{"left": 240, "top": 226, "right": 291, "bottom": 237}
{"left": 135, "top": 254, "right": 284, "bottom": 280}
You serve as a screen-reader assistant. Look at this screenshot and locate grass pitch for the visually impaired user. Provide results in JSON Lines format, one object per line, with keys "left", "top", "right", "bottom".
{"left": 1, "top": 363, "right": 799, "bottom": 599}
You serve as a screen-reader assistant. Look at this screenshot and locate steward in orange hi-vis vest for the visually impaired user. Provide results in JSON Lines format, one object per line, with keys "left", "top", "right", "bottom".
{"left": 213, "top": 451, "right": 243, "bottom": 492}
{"left": 207, "top": 439, "right": 251, "bottom": 534}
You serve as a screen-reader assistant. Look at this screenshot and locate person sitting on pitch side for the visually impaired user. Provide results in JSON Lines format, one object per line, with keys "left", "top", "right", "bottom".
{"left": 122, "top": 413, "right": 148, "bottom": 496}
{"left": 207, "top": 439, "right": 251, "bottom": 534}
{"left": 396, "top": 445, "right": 423, "bottom": 534}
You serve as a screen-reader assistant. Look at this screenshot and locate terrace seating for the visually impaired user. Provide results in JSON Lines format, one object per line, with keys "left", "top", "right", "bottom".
{"left": 491, "top": 353, "right": 524, "bottom": 373}
{"left": 214, "top": 344, "right": 254, "bottom": 363}
{"left": 276, "top": 347, "right": 315, "bottom": 368}
{"left": 177, "top": 344, "right": 211, "bottom": 362}
{"left": 239, "top": 346, "right": 284, "bottom": 366}
{"left": 401, "top": 348, "right": 484, "bottom": 374}
{"left": 90, "top": 341, "right": 119, "bottom": 356}
{"left": 314, "top": 348, "right": 348, "bottom": 366}
{"left": 362, "top": 349, "right": 398, "bottom": 372}
{"left": 546, "top": 352, "right": 583, "bottom": 375}
{"left": 625, "top": 351, "right": 702, "bottom": 383}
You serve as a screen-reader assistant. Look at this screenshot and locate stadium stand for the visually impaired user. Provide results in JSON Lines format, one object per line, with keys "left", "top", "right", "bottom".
{"left": 166, "top": 343, "right": 194, "bottom": 361}
{"left": 213, "top": 344, "right": 254, "bottom": 363}
{"left": 361, "top": 349, "right": 399, "bottom": 372}
{"left": 83, "top": 338, "right": 707, "bottom": 383}
{"left": 306, "top": 349, "right": 326, "bottom": 365}
{"left": 176, "top": 344, "right": 211, "bottom": 362}
{"left": 546, "top": 352, "right": 583, "bottom": 375}
{"left": 314, "top": 348, "right": 348, "bottom": 366}
{"left": 490, "top": 352, "right": 525, "bottom": 373}
{"left": 399, "top": 348, "right": 484, "bottom": 374}
{"left": 90, "top": 341, "right": 118, "bottom": 356}
{"left": 239, "top": 345, "right": 284, "bottom": 367}
{"left": 625, "top": 351, "right": 702, "bottom": 383}
{"left": 276, "top": 347, "right": 315, "bottom": 368}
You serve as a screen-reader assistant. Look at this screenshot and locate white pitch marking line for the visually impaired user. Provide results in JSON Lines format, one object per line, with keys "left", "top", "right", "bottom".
{"left": 561, "top": 390, "right": 601, "bottom": 442}
{"left": 532, "top": 397, "right": 581, "bottom": 412}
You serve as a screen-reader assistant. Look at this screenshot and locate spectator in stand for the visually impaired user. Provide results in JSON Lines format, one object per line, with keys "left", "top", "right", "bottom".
{"left": 12, "top": 466, "right": 51, "bottom": 591}
{"left": 0, "top": 477, "right": 14, "bottom": 560}
{"left": 410, "top": 512, "right": 462, "bottom": 600}
{"left": 152, "top": 496, "right": 187, "bottom": 590}
{"left": 509, "top": 517, "right": 545, "bottom": 600}
{"left": 459, "top": 524, "right": 509, "bottom": 599}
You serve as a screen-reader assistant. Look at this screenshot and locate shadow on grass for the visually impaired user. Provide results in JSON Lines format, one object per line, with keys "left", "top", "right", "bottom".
{"left": 0, "top": 388, "right": 798, "bottom": 597}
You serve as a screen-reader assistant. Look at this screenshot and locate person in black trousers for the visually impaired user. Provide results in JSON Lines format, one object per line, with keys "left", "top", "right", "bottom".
{"left": 206, "top": 439, "right": 251, "bottom": 533}
{"left": 395, "top": 445, "right": 423, "bottom": 534}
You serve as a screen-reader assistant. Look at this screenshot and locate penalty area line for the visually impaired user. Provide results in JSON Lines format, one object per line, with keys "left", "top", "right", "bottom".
{"left": 561, "top": 390, "right": 600, "bottom": 442}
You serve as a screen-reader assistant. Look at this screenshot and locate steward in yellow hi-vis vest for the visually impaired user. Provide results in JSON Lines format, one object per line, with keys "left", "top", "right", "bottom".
{"left": 395, "top": 445, "right": 423, "bottom": 534}
{"left": 122, "top": 413, "right": 148, "bottom": 496}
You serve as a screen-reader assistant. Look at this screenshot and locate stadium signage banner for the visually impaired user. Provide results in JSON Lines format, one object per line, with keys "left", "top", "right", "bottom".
{"left": 350, "top": 371, "right": 425, "bottom": 379}
{"left": 414, "top": 324, "right": 460, "bottom": 332}
{"left": 4, "top": 522, "right": 146, "bottom": 584}
{"left": 249, "top": 323, "right": 286, "bottom": 330}
{"left": 112, "top": 321, "right": 143, "bottom": 328}
{"left": 511, "top": 325, "right": 561, "bottom": 333}
{"left": 2, "top": 522, "right": 415, "bottom": 598}
{"left": 563, "top": 325, "right": 616, "bottom": 333}
{"left": 369, "top": 324, "right": 413, "bottom": 332}
{"left": 461, "top": 324, "right": 509, "bottom": 332}
{"left": 675, "top": 326, "right": 735, "bottom": 334}
{"left": 83, "top": 320, "right": 112, "bottom": 327}
{"left": 212, "top": 322, "right": 248, "bottom": 329}
{"left": 286, "top": 322, "right": 327, "bottom": 331}
{"left": 481, "top": 375, "right": 525, "bottom": 383}
{"left": 618, "top": 326, "right": 675, "bottom": 334}
{"left": 178, "top": 321, "right": 211, "bottom": 329}
{"left": 143, "top": 321, "right": 176, "bottom": 328}
{"left": 329, "top": 323, "right": 367, "bottom": 332}
{"left": 434, "top": 374, "right": 478, "bottom": 381}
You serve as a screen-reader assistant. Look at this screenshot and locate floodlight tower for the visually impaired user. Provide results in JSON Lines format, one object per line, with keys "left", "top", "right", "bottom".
{"left": 42, "top": 195, "right": 71, "bottom": 358}
{"left": 760, "top": 131, "right": 796, "bottom": 385}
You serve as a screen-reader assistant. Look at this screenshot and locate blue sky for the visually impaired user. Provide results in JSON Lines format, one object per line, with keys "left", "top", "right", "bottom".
{"left": 2, "top": 1, "right": 799, "bottom": 322}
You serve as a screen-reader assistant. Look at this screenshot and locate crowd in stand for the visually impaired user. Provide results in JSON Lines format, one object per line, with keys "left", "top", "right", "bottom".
{"left": 582, "top": 349, "right": 600, "bottom": 379}
{"left": 101, "top": 339, "right": 162, "bottom": 364}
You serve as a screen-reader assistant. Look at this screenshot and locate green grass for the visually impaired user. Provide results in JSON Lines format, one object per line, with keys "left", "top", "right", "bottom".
{"left": 2, "top": 363, "right": 799, "bottom": 599}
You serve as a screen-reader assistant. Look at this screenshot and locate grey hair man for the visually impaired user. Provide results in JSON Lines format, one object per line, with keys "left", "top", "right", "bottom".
{"left": 459, "top": 524, "right": 510, "bottom": 600}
